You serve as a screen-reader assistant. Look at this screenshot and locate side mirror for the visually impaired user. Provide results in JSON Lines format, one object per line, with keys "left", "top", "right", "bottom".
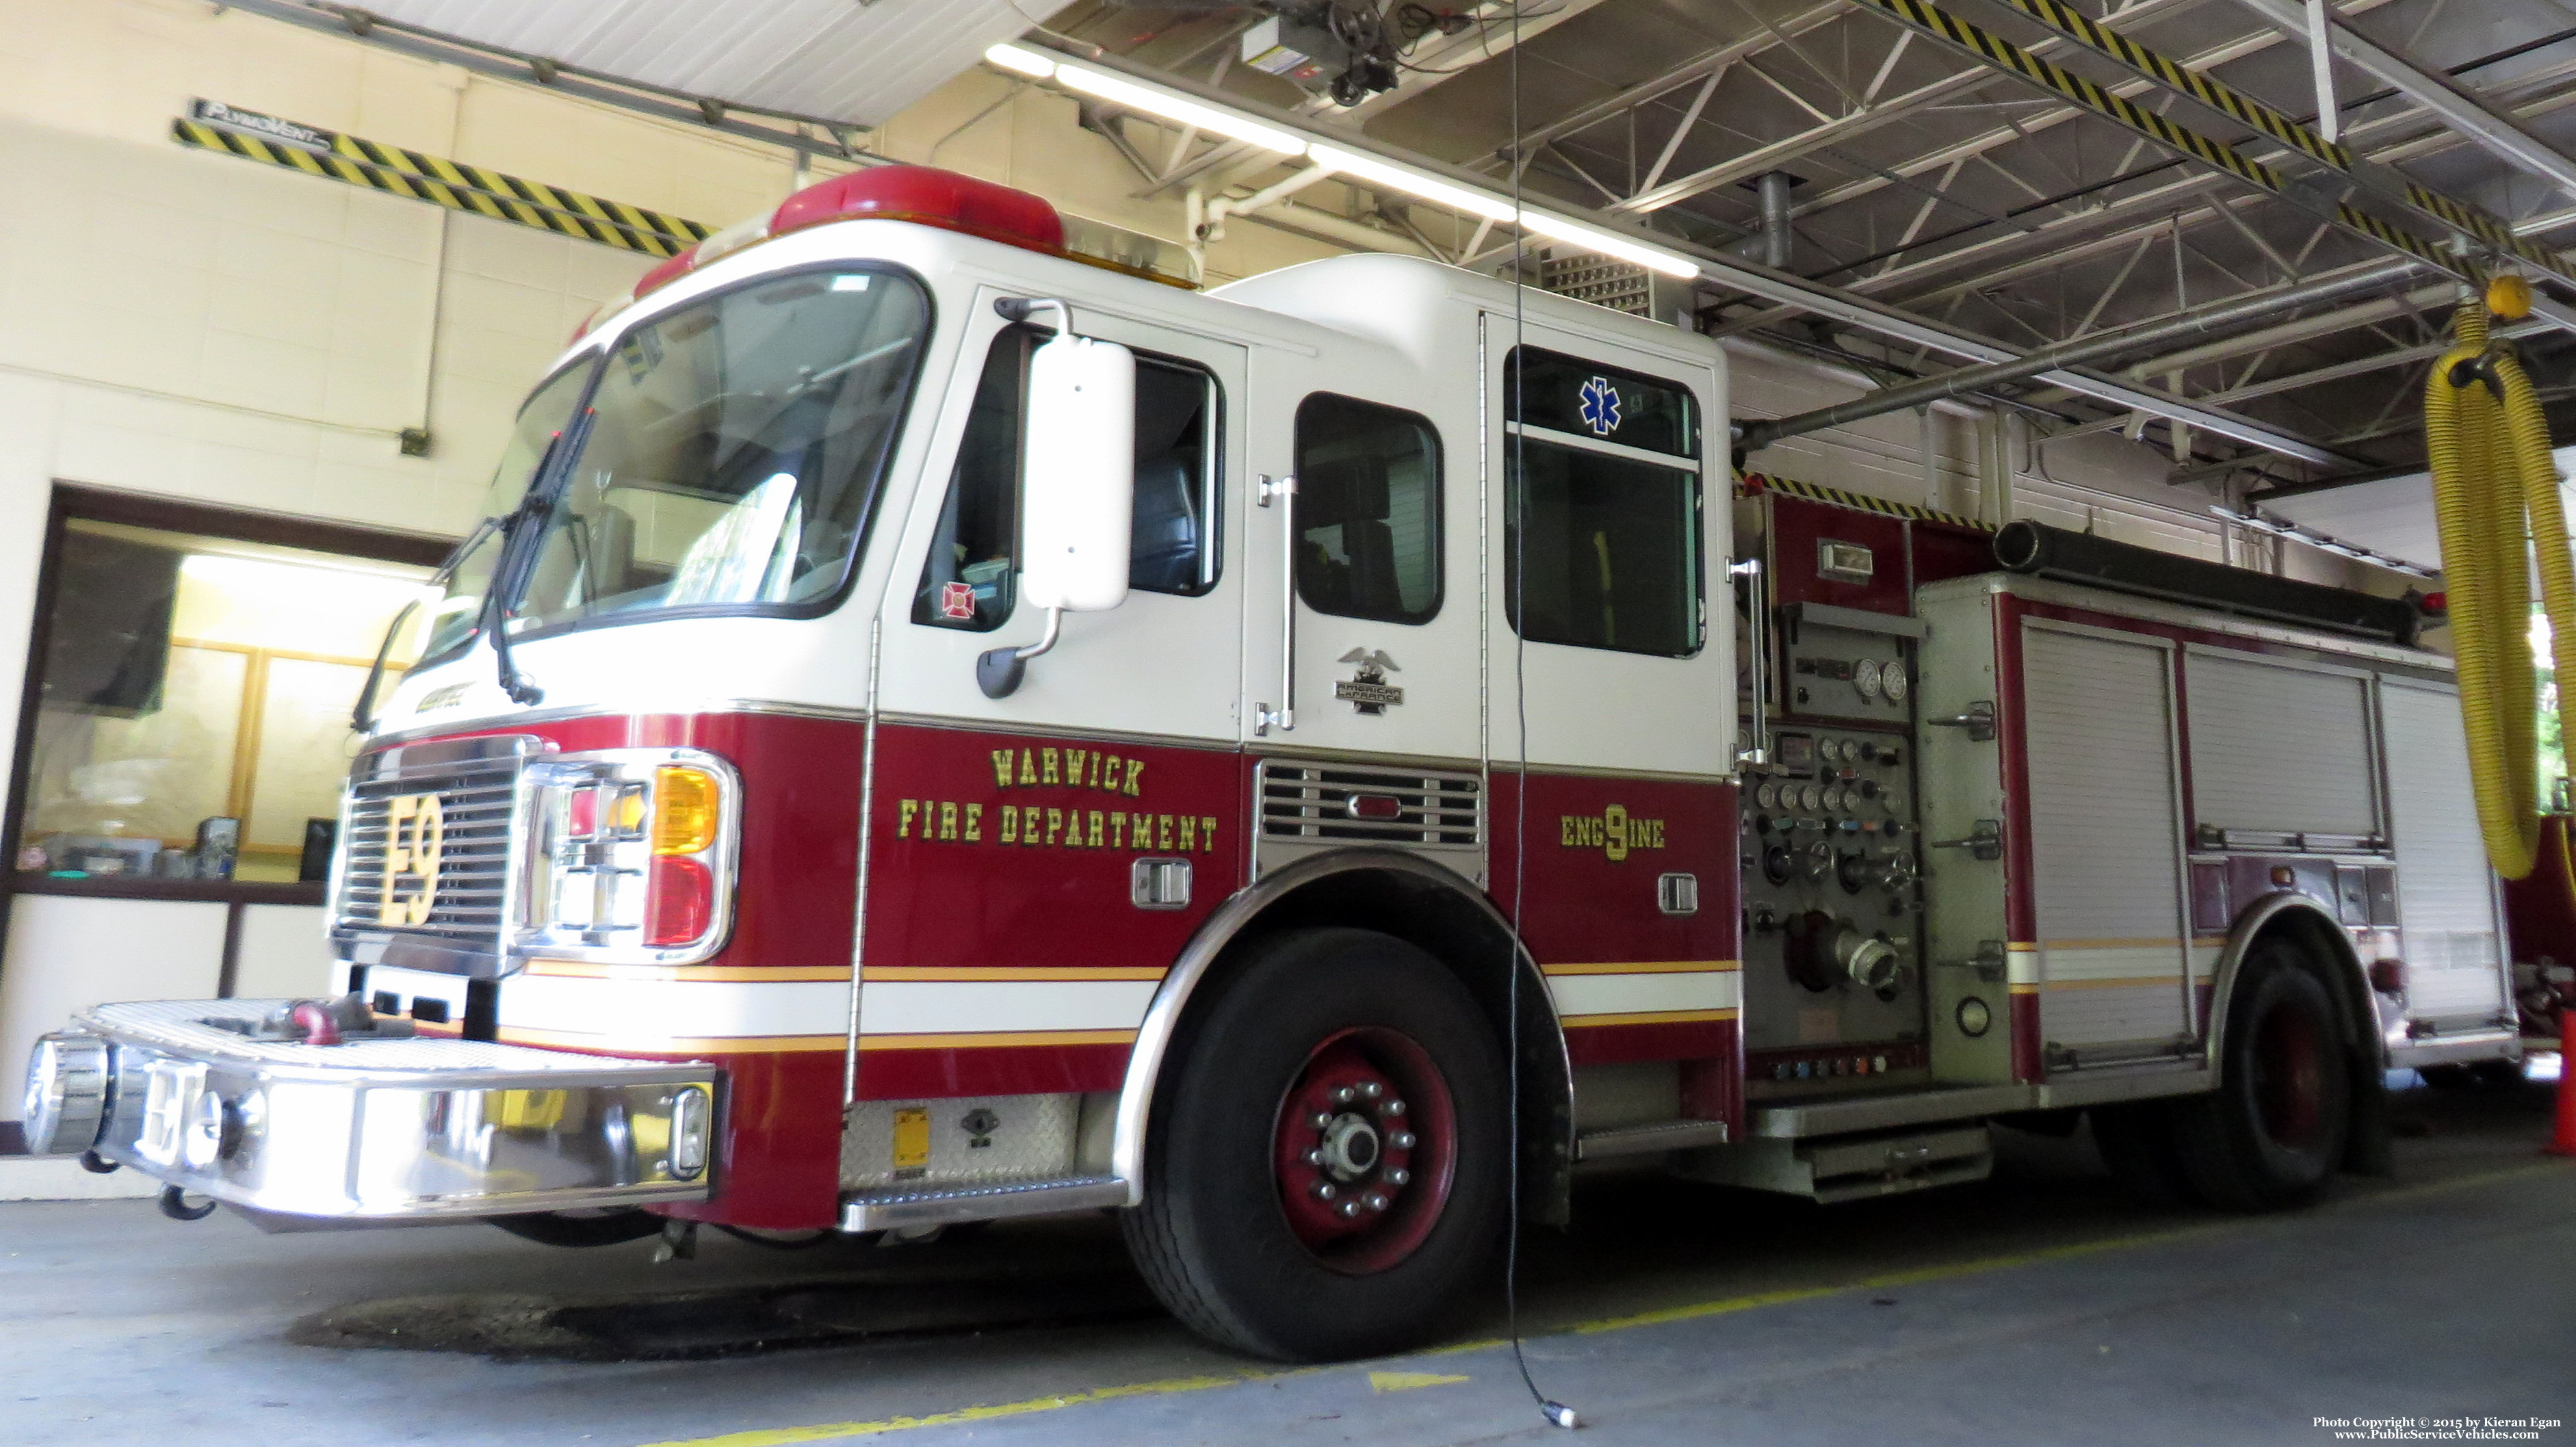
{"left": 979, "top": 326, "right": 1136, "bottom": 697}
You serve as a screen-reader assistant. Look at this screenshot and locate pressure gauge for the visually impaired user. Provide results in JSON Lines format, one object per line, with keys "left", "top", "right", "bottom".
{"left": 1756, "top": 782, "right": 1779, "bottom": 809}
{"left": 1799, "top": 782, "right": 1825, "bottom": 812}
{"left": 1882, "top": 661, "right": 1910, "bottom": 703}
{"left": 1823, "top": 785, "right": 1847, "bottom": 812}
{"left": 1854, "top": 658, "right": 1883, "bottom": 701}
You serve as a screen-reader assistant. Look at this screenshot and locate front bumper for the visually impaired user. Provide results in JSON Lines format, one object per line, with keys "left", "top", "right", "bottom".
{"left": 34, "top": 1000, "right": 720, "bottom": 1220}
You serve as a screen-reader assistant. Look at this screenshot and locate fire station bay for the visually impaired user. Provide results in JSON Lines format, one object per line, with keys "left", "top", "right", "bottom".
{"left": 5, "top": 3, "right": 2575, "bottom": 1444}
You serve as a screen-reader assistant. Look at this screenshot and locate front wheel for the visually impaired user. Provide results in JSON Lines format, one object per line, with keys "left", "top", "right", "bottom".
{"left": 1122, "top": 928, "right": 1508, "bottom": 1361}
{"left": 488, "top": 1208, "right": 665, "bottom": 1248}
{"left": 2172, "top": 944, "right": 2354, "bottom": 1211}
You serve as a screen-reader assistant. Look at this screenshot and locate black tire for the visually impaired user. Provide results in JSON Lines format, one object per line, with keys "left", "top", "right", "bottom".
{"left": 2470, "top": 1058, "right": 2530, "bottom": 1088}
{"left": 2171, "top": 945, "right": 2353, "bottom": 1211}
{"left": 2087, "top": 1100, "right": 2200, "bottom": 1207}
{"left": 1121, "top": 927, "right": 1508, "bottom": 1361}
{"left": 488, "top": 1208, "right": 666, "bottom": 1248}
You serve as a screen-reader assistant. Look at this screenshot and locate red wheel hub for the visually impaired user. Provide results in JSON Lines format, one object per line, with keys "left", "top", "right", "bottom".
{"left": 1272, "top": 1027, "right": 1456, "bottom": 1275}
{"left": 2253, "top": 997, "right": 2326, "bottom": 1149}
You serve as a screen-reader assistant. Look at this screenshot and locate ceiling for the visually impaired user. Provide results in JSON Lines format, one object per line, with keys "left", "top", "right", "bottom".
{"left": 363, "top": 0, "right": 1076, "bottom": 126}
{"left": 1035, "top": 0, "right": 2576, "bottom": 504}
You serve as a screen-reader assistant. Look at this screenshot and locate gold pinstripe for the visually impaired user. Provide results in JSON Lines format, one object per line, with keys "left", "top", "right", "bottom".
{"left": 174, "top": 116, "right": 708, "bottom": 258}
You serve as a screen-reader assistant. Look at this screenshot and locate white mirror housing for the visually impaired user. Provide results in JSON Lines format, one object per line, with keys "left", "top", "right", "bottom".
{"left": 1019, "top": 333, "right": 1135, "bottom": 613}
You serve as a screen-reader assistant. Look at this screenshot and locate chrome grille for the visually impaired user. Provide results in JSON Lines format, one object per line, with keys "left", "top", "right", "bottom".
{"left": 1258, "top": 760, "right": 1481, "bottom": 850}
{"left": 331, "top": 735, "right": 541, "bottom": 974}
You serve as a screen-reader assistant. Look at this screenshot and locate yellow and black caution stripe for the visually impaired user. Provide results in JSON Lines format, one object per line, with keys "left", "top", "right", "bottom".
{"left": 1741, "top": 471, "right": 1996, "bottom": 531}
{"left": 1980, "top": 0, "right": 2569, "bottom": 283}
{"left": 173, "top": 103, "right": 710, "bottom": 258}
{"left": 1843, "top": 0, "right": 2482, "bottom": 286}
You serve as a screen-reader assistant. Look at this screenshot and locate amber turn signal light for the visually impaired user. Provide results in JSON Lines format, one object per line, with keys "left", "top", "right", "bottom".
{"left": 652, "top": 767, "right": 721, "bottom": 855}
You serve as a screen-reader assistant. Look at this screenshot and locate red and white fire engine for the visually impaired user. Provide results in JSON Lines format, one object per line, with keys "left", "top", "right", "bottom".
{"left": 19, "top": 166, "right": 2525, "bottom": 1361}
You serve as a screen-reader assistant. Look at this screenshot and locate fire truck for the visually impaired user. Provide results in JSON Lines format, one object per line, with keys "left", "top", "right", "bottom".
{"left": 18, "top": 165, "right": 2523, "bottom": 1362}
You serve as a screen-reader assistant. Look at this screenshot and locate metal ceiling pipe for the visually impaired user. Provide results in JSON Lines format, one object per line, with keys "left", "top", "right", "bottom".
{"left": 1735, "top": 259, "right": 2417, "bottom": 451}
{"left": 1754, "top": 171, "right": 1795, "bottom": 270}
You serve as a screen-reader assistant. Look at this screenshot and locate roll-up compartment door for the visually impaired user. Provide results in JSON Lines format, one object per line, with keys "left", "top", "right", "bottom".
{"left": 2021, "top": 623, "right": 2191, "bottom": 1056}
{"left": 2185, "top": 651, "right": 2378, "bottom": 844}
{"left": 2379, "top": 680, "right": 2506, "bottom": 1024}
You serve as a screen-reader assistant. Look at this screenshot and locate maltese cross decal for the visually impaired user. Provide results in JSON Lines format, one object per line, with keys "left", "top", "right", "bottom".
{"left": 1576, "top": 375, "right": 1621, "bottom": 436}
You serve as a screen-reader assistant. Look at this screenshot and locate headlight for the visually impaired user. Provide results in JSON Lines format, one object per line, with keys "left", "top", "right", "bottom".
{"left": 21, "top": 1033, "right": 110, "bottom": 1156}
{"left": 523, "top": 749, "right": 738, "bottom": 963}
{"left": 670, "top": 1085, "right": 713, "bottom": 1181}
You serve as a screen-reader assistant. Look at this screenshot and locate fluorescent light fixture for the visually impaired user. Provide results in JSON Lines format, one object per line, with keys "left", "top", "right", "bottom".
{"left": 1307, "top": 143, "right": 1518, "bottom": 222}
{"left": 1519, "top": 211, "right": 1702, "bottom": 278}
{"left": 984, "top": 43, "right": 1056, "bottom": 79}
{"left": 1054, "top": 61, "right": 1309, "bottom": 156}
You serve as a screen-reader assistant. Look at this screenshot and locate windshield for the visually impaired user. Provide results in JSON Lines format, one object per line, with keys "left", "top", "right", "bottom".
{"left": 418, "top": 364, "right": 593, "bottom": 662}
{"left": 507, "top": 268, "right": 931, "bottom": 638}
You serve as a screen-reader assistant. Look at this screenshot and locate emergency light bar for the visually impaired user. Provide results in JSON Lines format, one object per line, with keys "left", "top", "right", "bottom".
{"left": 573, "top": 164, "right": 1147, "bottom": 340}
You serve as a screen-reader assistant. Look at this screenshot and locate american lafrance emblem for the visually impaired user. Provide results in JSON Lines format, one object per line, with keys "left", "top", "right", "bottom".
{"left": 1334, "top": 648, "right": 1404, "bottom": 714}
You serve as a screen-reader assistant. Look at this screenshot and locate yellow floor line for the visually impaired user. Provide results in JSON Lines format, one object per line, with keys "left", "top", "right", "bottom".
{"left": 629, "top": 1371, "right": 1299, "bottom": 1447}
{"left": 633, "top": 1159, "right": 2575, "bottom": 1447}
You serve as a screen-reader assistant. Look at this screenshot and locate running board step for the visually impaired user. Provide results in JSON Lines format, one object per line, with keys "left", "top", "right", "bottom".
{"left": 1577, "top": 1119, "right": 1732, "bottom": 1160}
{"left": 840, "top": 1175, "right": 1129, "bottom": 1231}
{"left": 1671, "top": 1125, "right": 1992, "bottom": 1203}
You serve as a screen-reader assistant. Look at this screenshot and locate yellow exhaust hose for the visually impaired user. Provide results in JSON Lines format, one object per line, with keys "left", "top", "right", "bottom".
{"left": 2424, "top": 292, "right": 2576, "bottom": 880}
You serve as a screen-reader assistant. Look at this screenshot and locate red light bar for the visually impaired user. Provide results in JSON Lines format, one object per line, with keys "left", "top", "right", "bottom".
{"left": 772, "top": 166, "right": 1063, "bottom": 252}
{"left": 573, "top": 166, "right": 1066, "bottom": 341}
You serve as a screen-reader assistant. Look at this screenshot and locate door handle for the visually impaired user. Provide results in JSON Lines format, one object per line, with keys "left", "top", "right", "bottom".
{"left": 1929, "top": 819, "right": 2004, "bottom": 862}
{"left": 1256, "top": 473, "right": 1295, "bottom": 735}
{"left": 1729, "top": 558, "right": 1767, "bottom": 768}
{"left": 1927, "top": 700, "right": 1996, "bottom": 742}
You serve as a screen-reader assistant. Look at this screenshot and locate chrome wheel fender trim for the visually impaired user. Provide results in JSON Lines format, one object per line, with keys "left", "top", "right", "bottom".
{"left": 1111, "top": 847, "right": 1570, "bottom": 1204}
{"left": 2202, "top": 891, "right": 2378, "bottom": 1088}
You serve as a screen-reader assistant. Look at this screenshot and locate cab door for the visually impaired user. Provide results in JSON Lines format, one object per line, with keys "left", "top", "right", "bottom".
{"left": 1482, "top": 320, "right": 1739, "bottom": 1094}
{"left": 858, "top": 289, "right": 1249, "bottom": 1102}
{"left": 1236, "top": 352, "right": 1485, "bottom": 883}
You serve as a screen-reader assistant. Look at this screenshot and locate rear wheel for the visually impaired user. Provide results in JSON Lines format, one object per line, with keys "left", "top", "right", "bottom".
{"left": 1122, "top": 928, "right": 1507, "bottom": 1361}
{"left": 2172, "top": 944, "right": 2353, "bottom": 1211}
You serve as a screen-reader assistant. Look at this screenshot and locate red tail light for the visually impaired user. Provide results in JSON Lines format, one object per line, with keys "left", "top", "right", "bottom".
{"left": 645, "top": 855, "right": 715, "bottom": 947}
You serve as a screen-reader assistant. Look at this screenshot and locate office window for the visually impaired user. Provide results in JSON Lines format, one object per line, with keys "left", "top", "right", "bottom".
{"left": 9, "top": 493, "right": 444, "bottom": 886}
{"left": 1293, "top": 393, "right": 1442, "bottom": 625}
{"left": 914, "top": 327, "right": 1222, "bottom": 631}
{"left": 1505, "top": 348, "right": 1702, "bottom": 657}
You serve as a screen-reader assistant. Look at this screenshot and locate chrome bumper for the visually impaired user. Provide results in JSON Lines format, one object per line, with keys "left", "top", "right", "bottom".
{"left": 46, "top": 1000, "right": 719, "bottom": 1220}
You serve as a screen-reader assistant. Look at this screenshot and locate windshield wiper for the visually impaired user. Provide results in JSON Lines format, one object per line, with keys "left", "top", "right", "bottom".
{"left": 482, "top": 410, "right": 597, "bottom": 708}
{"left": 485, "top": 493, "right": 549, "bottom": 707}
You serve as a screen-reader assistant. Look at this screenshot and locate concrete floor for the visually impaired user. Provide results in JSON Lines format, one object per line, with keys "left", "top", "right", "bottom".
{"left": 6, "top": 1071, "right": 2570, "bottom": 1447}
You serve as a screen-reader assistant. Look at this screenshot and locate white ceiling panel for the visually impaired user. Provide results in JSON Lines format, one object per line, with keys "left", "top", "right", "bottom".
{"left": 369, "top": 0, "right": 1070, "bottom": 125}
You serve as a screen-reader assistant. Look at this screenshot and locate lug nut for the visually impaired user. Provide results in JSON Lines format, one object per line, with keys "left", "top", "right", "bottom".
{"left": 1333, "top": 1085, "right": 1357, "bottom": 1104}
{"left": 1381, "top": 1099, "right": 1406, "bottom": 1117}
{"left": 1338, "top": 1199, "right": 1362, "bottom": 1218}
{"left": 1310, "top": 1111, "right": 1333, "bottom": 1130}
{"left": 1306, "top": 1149, "right": 1327, "bottom": 1167}
{"left": 1385, "top": 1168, "right": 1410, "bottom": 1186}
{"left": 1365, "top": 1192, "right": 1390, "bottom": 1212}
{"left": 1314, "top": 1182, "right": 1337, "bottom": 1201}
{"left": 1361, "top": 1081, "right": 1383, "bottom": 1099}
{"left": 1391, "top": 1131, "right": 1417, "bottom": 1149}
